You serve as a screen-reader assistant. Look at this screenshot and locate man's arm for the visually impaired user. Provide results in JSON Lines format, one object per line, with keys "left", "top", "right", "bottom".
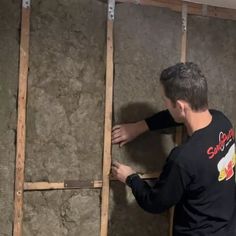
{"left": 145, "top": 110, "right": 182, "bottom": 131}
{"left": 112, "top": 110, "right": 182, "bottom": 147}
{"left": 112, "top": 149, "right": 191, "bottom": 214}
{"left": 112, "top": 120, "right": 149, "bottom": 147}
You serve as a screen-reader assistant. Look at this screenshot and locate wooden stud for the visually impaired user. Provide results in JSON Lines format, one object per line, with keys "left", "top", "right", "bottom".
{"left": 181, "top": 2, "right": 188, "bottom": 64}
{"left": 117, "top": 0, "right": 236, "bottom": 21}
{"left": 184, "top": 0, "right": 236, "bottom": 10}
{"left": 24, "top": 181, "right": 102, "bottom": 190}
{"left": 13, "top": 1, "right": 225, "bottom": 236}
{"left": 169, "top": 3, "right": 188, "bottom": 236}
{"left": 100, "top": 1, "right": 115, "bottom": 236}
{"left": 24, "top": 172, "right": 161, "bottom": 191}
{"left": 175, "top": 2, "right": 187, "bottom": 148}
{"left": 13, "top": 1, "right": 31, "bottom": 236}
{"left": 169, "top": 206, "right": 175, "bottom": 236}
{"left": 24, "top": 182, "right": 66, "bottom": 191}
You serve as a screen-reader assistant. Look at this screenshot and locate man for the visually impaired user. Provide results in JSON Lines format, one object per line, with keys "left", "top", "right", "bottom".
{"left": 111, "top": 62, "right": 236, "bottom": 235}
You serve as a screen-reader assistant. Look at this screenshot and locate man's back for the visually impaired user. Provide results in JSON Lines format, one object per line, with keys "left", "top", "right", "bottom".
{"left": 172, "top": 110, "right": 235, "bottom": 235}
{"left": 111, "top": 63, "right": 236, "bottom": 235}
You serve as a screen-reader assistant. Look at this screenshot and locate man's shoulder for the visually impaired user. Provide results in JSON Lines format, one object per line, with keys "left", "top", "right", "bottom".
{"left": 210, "top": 109, "right": 231, "bottom": 123}
{"left": 209, "top": 109, "right": 233, "bottom": 133}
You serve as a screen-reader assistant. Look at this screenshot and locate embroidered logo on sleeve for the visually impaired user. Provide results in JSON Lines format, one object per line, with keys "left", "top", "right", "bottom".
{"left": 217, "top": 144, "right": 236, "bottom": 182}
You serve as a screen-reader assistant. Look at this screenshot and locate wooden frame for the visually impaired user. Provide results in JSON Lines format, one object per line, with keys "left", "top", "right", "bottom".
{"left": 117, "top": 0, "right": 236, "bottom": 21}
{"left": 24, "top": 172, "right": 161, "bottom": 191}
{"left": 12, "top": 0, "right": 235, "bottom": 236}
{"left": 185, "top": 0, "right": 236, "bottom": 10}
{"left": 13, "top": 1, "right": 31, "bottom": 236}
{"left": 100, "top": 1, "right": 116, "bottom": 235}
{"left": 169, "top": 3, "right": 188, "bottom": 236}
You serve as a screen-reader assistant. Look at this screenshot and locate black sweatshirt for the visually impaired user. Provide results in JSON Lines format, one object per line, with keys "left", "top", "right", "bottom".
{"left": 126, "top": 110, "right": 236, "bottom": 236}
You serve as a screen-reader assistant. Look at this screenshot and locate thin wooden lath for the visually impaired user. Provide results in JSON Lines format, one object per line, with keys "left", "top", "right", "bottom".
{"left": 117, "top": 0, "right": 236, "bottom": 21}
{"left": 13, "top": 0, "right": 31, "bottom": 236}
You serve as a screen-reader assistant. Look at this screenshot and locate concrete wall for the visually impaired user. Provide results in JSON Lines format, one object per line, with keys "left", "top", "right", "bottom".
{"left": 0, "top": 1, "right": 19, "bottom": 235}
{"left": 24, "top": 0, "right": 106, "bottom": 235}
{"left": 0, "top": 1, "right": 235, "bottom": 236}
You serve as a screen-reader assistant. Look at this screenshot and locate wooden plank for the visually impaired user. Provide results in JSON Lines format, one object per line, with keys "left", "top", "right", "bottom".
{"left": 180, "top": 3, "right": 187, "bottom": 64}
{"left": 169, "top": 3, "right": 188, "bottom": 236}
{"left": 169, "top": 207, "right": 175, "bottom": 236}
{"left": 175, "top": 2, "right": 187, "bottom": 148}
{"left": 24, "top": 172, "right": 161, "bottom": 191}
{"left": 24, "top": 182, "right": 65, "bottom": 190}
{"left": 24, "top": 181, "right": 102, "bottom": 190}
{"left": 13, "top": 1, "right": 31, "bottom": 236}
{"left": 117, "top": 0, "right": 236, "bottom": 21}
{"left": 100, "top": 1, "right": 115, "bottom": 236}
{"left": 185, "top": 0, "right": 236, "bottom": 10}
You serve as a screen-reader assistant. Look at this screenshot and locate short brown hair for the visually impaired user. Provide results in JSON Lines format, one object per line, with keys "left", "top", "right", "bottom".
{"left": 160, "top": 62, "right": 208, "bottom": 111}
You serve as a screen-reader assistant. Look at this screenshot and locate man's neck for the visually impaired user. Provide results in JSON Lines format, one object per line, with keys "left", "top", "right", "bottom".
{"left": 184, "top": 109, "right": 212, "bottom": 136}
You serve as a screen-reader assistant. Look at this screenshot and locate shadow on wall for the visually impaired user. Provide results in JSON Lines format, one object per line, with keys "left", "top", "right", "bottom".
{"left": 113, "top": 102, "right": 175, "bottom": 171}
{"left": 109, "top": 102, "right": 174, "bottom": 236}
{"left": 109, "top": 182, "right": 169, "bottom": 236}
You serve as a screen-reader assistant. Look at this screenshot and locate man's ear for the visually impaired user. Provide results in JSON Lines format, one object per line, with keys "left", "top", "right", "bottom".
{"left": 176, "top": 100, "right": 186, "bottom": 117}
{"left": 176, "top": 100, "right": 185, "bottom": 114}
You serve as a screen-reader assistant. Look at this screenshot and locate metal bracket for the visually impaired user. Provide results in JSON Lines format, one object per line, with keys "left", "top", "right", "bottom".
{"left": 22, "top": 0, "right": 30, "bottom": 8}
{"left": 182, "top": 3, "right": 187, "bottom": 32}
{"left": 108, "top": 0, "right": 115, "bottom": 21}
{"left": 202, "top": 5, "right": 208, "bottom": 16}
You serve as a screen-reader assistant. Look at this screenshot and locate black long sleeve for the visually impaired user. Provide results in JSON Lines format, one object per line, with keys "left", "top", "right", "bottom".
{"left": 126, "top": 148, "right": 192, "bottom": 214}
{"left": 127, "top": 110, "right": 236, "bottom": 235}
{"left": 145, "top": 110, "right": 182, "bottom": 131}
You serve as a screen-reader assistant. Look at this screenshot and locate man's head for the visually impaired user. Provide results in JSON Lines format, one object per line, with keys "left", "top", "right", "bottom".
{"left": 160, "top": 62, "right": 208, "bottom": 122}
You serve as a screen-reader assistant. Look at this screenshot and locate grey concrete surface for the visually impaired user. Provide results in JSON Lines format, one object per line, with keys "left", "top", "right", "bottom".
{"left": 0, "top": 1, "right": 20, "bottom": 235}
{"left": 0, "top": 0, "right": 235, "bottom": 236}
{"left": 187, "top": 15, "right": 236, "bottom": 124}
{"left": 24, "top": 0, "right": 106, "bottom": 235}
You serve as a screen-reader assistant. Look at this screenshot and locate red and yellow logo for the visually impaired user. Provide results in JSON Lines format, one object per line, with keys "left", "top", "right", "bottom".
{"left": 217, "top": 144, "right": 236, "bottom": 182}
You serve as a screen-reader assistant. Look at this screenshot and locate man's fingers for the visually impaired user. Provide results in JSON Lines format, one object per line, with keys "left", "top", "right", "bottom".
{"left": 111, "top": 132, "right": 121, "bottom": 140}
{"left": 112, "top": 136, "right": 124, "bottom": 144}
{"left": 119, "top": 141, "right": 127, "bottom": 147}
{"left": 111, "top": 166, "right": 117, "bottom": 173}
{"left": 112, "top": 125, "right": 121, "bottom": 131}
{"left": 112, "top": 161, "right": 121, "bottom": 168}
{"left": 112, "top": 129, "right": 121, "bottom": 136}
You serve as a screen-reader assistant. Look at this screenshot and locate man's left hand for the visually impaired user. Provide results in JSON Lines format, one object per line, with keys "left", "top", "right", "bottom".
{"left": 111, "top": 161, "right": 136, "bottom": 183}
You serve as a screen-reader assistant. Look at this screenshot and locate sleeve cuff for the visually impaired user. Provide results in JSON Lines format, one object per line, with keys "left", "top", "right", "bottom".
{"left": 126, "top": 173, "right": 140, "bottom": 187}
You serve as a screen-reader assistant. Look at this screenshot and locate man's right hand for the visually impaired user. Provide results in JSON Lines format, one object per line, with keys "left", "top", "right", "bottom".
{"left": 111, "top": 120, "right": 149, "bottom": 147}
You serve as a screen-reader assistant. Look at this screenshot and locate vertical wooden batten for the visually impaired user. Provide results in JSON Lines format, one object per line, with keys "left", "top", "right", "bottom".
{"left": 169, "top": 3, "right": 188, "bottom": 236}
{"left": 100, "top": 0, "right": 115, "bottom": 235}
{"left": 13, "top": 0, "right": 31, "bottom": 236}
{"left": 181, "top": 3, "right": 188, "bottom": 64}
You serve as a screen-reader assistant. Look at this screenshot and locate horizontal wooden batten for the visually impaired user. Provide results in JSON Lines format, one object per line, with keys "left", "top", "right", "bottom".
{"left": 117, "top": 0, "right": 236, "bottom": 21}
{"left": 24, "top": 172, "right": 160, "bottom": 191}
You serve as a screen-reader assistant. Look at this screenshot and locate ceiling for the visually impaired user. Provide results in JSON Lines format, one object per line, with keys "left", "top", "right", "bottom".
{"left": 185, "top": 0, "right": 236, "bottom": 10}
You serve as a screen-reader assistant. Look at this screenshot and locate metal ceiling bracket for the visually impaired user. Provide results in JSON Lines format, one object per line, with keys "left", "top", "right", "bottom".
{"left": 202, "top": 4, "right": 208, "bottom": 16}
{"left": 182, "top": 3, "right": 187, "bottom": 32}
{"left": 108, "top": 0, "right": 116, "bottom": 20}
{"left": 22, "top": 0, "right": 30, "bottom": 8}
